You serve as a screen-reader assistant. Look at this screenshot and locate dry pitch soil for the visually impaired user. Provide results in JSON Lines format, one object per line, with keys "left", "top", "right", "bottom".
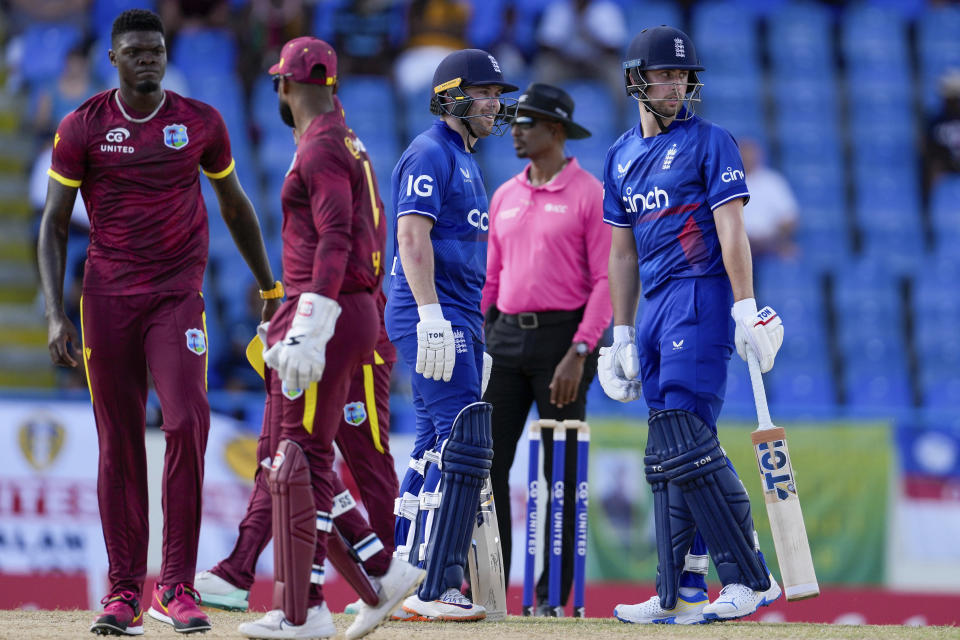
{"left": 0, "top": 610, "right": 958, "bottom": 640}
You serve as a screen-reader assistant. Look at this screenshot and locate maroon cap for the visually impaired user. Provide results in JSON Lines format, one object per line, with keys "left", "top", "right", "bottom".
{"left": 268, "top": 37, "right": 337, "bottom": 86}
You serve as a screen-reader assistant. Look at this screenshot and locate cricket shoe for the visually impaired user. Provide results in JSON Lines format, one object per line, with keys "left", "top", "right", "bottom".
{"left": 194, "top": 570, "right": 249, "bottom": 612}
{"left": 345, "top": 559, "right": 426, "bottom": 639}
{"left": 614, "top": 591, "right": 709, "bottom": 625}
{"left": 401, "top": 588, "right": 486, "bottom": 621}
{"left": 343, "top": 598, "right": 362, "bottom": 615}
{"left": 90, "top": 590, "right": 144, "bottom": 635}
{"left": 237, "top": 603, "right": 336, "bottom": 639}
{"left": 702, "top": 574, "right": 782, "bottom": 621}
{"left": 147, "top": 583, "right": 212, "bottom": 633}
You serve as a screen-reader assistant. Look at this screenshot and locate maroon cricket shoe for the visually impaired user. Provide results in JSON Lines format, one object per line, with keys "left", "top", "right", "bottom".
{"left": 90, "top": 590, "right": 144, "bottom": 636}
{"left": 147, "top": 582, "right": 212, "bottom": 633}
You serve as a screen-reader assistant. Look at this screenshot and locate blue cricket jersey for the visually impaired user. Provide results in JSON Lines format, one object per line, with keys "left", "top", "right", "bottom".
{"left": 602, "top": 112, "right": 749, "bottom": 297}
{"left": 385, "top": 120, "right": 490, "bottom": 341}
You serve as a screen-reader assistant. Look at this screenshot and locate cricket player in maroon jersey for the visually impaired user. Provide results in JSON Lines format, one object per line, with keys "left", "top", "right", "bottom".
{"left": 235, "top": 37, "right": 424, "bottom": 640}
{"left": 195, "top": 289, "right": 402, "bottom": 616}
{"left": 36, "top": 9, "right": 281, "bottom": 637}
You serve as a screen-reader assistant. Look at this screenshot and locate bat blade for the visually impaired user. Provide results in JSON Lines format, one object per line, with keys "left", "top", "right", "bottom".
{"left": 752, "top": 427, "right": 820, "bottom": 601}
{"left": 467, "top": 476, "right": 507, "bottom": 620}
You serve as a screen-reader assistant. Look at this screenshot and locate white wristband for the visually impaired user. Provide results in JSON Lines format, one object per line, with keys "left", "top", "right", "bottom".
{"left": 418, "top": 303, "right": 444, "bottom": 321}
{"left": 613, "top": 325, "right": 635, "bottom": 344}
{"left": 732, "top": 297, "right": 758, "bottom": 320}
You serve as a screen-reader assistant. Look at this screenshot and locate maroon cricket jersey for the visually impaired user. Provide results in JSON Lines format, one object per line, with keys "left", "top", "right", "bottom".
{"left": 48, "top": 89, "right": 234, "bottom": 295}
{"left": 279, "top": 99, "right": 386, "bottom": 301}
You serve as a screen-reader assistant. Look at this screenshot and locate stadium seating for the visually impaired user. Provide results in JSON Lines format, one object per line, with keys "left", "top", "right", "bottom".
{"left": 19, "top": 23, "right": 83, "bottom": 88}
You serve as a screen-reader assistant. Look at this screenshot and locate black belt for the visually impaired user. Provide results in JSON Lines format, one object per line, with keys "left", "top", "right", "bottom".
{"left": 499, "top": 308, "right": 583, "bottom": 330}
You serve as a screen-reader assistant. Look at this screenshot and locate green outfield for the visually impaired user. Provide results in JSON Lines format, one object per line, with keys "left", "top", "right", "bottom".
{"left": 3, "top": 610, "right": 957, "bottom": 640}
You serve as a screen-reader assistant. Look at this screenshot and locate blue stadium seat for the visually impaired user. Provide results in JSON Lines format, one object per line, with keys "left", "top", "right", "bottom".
{"left": 832, "top": 257, "right": 902, "bottom": 337}
{"left": 844, "top": 363, "right": 913, "bottom": 414}
{"left": 19, "top": 23, "right": 83, "bottom": 88}
{"left": 691, "top": 1, "right": 759, "bottom": 75}
{"left": 478, "top": 135, "right": 528, "bottom": 193}
{"left": 92, "top": 0, "right": 157, "bottom": 38}
{"left": 560, "top": 80, "right": 618, "bottom": 144}
{"left": 171, "top": 28, "right": 237, "bottom": 75}
{"left": 796, "top": 227, "right": 853, "bottom": 273}
{"left": 771, "top": 75, "right": 840, "bottom": 124}
{"left": 339, "top": 76, "right": 398, "bottom": 140}
{"left": 623, "top": 0, "right": 683, "bottom": 35}
{"left": 919, "top": 366, "right": 960, "bottom": 410}
{"left": 841, "top": 4, "right": 909, "bottom": 76}
{"left": 859, "top": 230, "right": 925, "bottom": 276}
{"left": 781, "top": 162, "right": 845, "bottom": 219}
{"left": 929, "top": 176, "right": 960, "bottom": 234}
{"left": 776, "top": 120, "right": 843, "bottom": 171}
{"left": 916, "top": 5, "right": 960, "bottom": 112}
{"left": 768, "top": 362, "right": 837, "bottom": 412}
{"left": 468, "top": 0, "right": 508, "bottom": 49}
{"left": 767, "top": 1, "right": 833, "bottom": 74}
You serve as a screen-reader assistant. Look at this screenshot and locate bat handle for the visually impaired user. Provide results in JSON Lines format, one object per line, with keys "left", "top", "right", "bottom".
{"left": 746, "top": 350, "right": 775, "bottom": 430}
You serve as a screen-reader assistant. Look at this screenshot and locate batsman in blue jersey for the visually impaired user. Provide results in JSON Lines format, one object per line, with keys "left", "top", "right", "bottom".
{"left": 384, "top": 48, "right": 518, "bottom": 621}
{"left": 598, "top": 26, "right": 786, "bottom": 624}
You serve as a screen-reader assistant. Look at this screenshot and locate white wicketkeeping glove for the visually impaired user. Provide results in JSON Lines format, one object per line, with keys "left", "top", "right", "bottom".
{"left": 598, "top": 346, "right": 641, "bottom": 402}
{"left": 416, "top": 304, "right": 455, "bottom": 382}
{"left": 481, "top": 351, "right": 493, "bottom": 396}
{"left": 731, "top": 298, "right": 783, "bottom": 373}
{"left": 609, "top": 325, "right": 640, "bottom": 379}
{"left": 263, "top": 293, "right": 341, "bottom": 391}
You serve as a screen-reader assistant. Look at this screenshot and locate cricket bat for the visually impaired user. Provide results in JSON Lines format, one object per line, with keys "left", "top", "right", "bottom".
{"left": 467, "top": 476, "right": 507, "bottom": 620}
{"left": 746, "top": 351, "right": 820, "bottom": 601}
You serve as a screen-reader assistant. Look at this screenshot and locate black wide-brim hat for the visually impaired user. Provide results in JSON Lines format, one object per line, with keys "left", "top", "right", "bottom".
{"left": 515, "top": 82, "right": 591, "bottom": 139}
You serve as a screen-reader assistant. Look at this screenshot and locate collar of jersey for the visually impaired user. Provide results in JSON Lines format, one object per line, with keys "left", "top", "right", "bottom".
{"left": 301, "top": 106, "right": 344, "bottom": 141}
{"left": 519, "top": 156, "right": 579, "bottom": 192}
{"left": 432, "top": 120, "right": 470, "bottom": 152}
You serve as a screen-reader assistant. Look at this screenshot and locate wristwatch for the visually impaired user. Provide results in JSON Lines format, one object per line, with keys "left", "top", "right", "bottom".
{"left": 259, "top": 280, "right": 285, "bottom": 300}
{"left": 574, "top": 341, "right": 589, "bottom": 357}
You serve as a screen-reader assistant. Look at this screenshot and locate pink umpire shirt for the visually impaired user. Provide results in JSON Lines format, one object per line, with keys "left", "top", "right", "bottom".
{"left": 481, "top": 157, "right": 612, "bottom": 349}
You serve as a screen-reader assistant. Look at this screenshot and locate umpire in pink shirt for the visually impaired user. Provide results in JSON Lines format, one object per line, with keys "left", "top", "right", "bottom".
{"left": 481, "top": 83, "right": 612, "bottom": 615}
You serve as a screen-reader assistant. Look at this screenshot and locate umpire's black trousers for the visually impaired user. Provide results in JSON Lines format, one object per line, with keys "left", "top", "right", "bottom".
{"left": 483, "top": 307, "right": 599, "bottom": 609}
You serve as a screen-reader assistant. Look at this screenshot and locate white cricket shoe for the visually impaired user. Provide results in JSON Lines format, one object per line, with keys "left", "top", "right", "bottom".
{"left": 345, "top": 559, "right": 426, "bottom": 639}
{"left": 194, "top": 570, "right": 249, "bottom": 612}
{"left": 401, "top": 588, "right": 486, "bottom": 621}
{"left": 237, "top": 603, "right": 336, "bottom": 639}
{"left": 343, "top": 598, "right": 363, "bottom": 615}
{"left": 702, "top": 575, "right": 782, "bottom": 621}
{"left": 614, "top": 591, "right": 709, "bottom": 625}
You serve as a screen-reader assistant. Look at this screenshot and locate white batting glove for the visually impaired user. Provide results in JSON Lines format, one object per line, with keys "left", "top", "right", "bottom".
{"left": 264, "top": 293, "right": 341, "bottom": 390}
{"left": 416, "top": 304, "right": 455, "bottom": 382}
{"left": 731, "top": 298, "right": 783, "bottom": 373}
{"left": 481, "top": 351, "right": 493, "bottom": 396}
{"left": 610, "top": 325, "right": 640, "bottom": 379}
{"left": 598, "top": 346, "right": 641, "bottom": 402}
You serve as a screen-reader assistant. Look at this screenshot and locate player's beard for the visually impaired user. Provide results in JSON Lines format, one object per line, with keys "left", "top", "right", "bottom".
{"left": 135, "top": 80, "right": 160, "bottom": 94}
{"left": 279, "top": 100, "right": 295, "bottom": 128}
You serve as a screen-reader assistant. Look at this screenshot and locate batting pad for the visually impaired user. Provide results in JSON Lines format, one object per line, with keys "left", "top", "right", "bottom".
{"left": 644, "top": 447, "right": 698, "bottom": 611}
{"left": 269, "top": 440, "right": 316, "bottom": 626}
{"left": 419, "top": 402, "right": 494, "bottom": 601}
{"left": 647, "top": 409, "right": 770, "bottom": 594}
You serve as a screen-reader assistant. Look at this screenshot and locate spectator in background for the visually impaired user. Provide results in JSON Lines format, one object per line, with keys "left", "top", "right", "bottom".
{"left": 924, "top": 69, "right": 960, "bottom": 195}
{"left": 159, "top": 0, "right": 230, "bottom": 30}
{"left": 393, "top": 0, "right": 469, "bottom": 95}
{"left": 34, "top": 45, "right": 99, "bottom": 138}
{"left": 317, "top": 0, "right": 406, "bottom": 77}
{"left": 533, "top": 0, "right": 627, "bottom": 99}
{"left": 739, "top": 137, "right": 798, "bottom": 261}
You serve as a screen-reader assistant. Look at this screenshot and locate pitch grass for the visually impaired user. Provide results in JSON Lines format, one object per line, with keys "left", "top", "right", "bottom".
{"left": 0, "top": 611, "right": 957, "bottom": 640}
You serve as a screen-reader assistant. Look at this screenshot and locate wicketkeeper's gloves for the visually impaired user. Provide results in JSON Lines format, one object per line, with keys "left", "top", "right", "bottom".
{"left": 264, "top": 292, "right": 341, "bottom": 390}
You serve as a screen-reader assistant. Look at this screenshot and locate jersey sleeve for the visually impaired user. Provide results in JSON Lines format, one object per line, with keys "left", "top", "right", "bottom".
{"left": 702, "top": 125, "right": 750, "bottom": 210}
{"left": 199, "top": 105, "right": 235, "bottom": 180}
{"left": 602, "top": 145, "right": 631, "bottom": 227}
{"left": 393, "top": 141, "right": 448, "bottom": 221}
{"left": 302, "top": 139, "right": 353, "bottom": 298}
{"left": 48, "top": 111, "right": 86, "bottom": 188}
